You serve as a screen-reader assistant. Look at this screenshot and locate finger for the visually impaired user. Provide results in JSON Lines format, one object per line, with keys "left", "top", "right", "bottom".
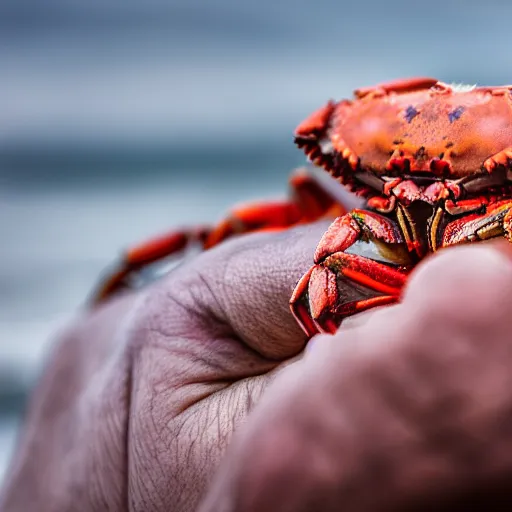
{"left": 199, "top": 242, "right": 512, "bottom": 512}
{"left": 403, "top": 240, "right": 512, "bottom": 326}
{"left": 151, "top": 221, "right": 331, "bottom": 359}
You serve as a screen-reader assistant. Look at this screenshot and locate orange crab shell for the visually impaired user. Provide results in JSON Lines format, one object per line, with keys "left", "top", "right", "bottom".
{"left": 295, "top": 77, "right": 512, "bottom": 187}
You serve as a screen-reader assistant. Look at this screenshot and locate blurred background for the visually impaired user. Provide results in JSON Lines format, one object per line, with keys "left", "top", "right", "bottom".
{"left": 1, "top": 0, "right": 512, "bottom": 481}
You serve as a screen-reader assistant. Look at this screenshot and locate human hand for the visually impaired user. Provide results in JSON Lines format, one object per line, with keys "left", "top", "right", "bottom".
{"left": 0, "top": 221, "right": 330, "bottom": 512}
{"left": 199, "top": 240, "right": 512, "bottom": 512}
{"left": 3, "top": 222, "right": 512, "bottom": 512}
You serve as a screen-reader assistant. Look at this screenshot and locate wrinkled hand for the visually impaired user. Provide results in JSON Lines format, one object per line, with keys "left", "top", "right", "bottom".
{"left": 3, "top": 223, "right": 512, "bottom": 512}
{"left": 200, "top": 240, "right": 512, "bottom": 512}
{"left": 0, "top": 222, "right": 329, "bottom": 512}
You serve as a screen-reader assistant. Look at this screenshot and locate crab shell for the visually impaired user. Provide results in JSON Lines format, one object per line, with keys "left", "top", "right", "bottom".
{"left": 295, "top": 77, "right": 512, "bottom": 199}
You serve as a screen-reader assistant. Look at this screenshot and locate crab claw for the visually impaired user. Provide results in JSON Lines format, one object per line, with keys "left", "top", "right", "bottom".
{"left": 290, "top": 253, "right": 405, "bottom": 336}
{"left": 290, "top": 211, "right": 412, "bottom": 336}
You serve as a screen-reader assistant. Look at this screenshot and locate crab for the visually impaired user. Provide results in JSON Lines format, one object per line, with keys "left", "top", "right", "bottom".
{"left": 90, "top": 77, "right": 512, "bottom": 337}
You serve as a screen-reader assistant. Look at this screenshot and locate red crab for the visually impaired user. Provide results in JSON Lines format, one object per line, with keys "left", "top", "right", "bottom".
{"left": 90, "top": 77, "right": 512, "bottom": 337}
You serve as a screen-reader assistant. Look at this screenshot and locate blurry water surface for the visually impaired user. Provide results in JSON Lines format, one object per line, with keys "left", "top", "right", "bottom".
{"left": 2, "top": 0, "right": 512, "bottom": 482}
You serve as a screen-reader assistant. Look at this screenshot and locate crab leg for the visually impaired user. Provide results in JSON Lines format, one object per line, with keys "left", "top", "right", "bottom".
{"left": 438, "top": 198, "right": 512, "bottom": 248}
{"left": 89, "top": 227, "right": 211, "bottom": 303}
{"left": 202, "top": 169, "right": 345, "bottom": 248}
{"left": 290, "top": 210, "right": 413, "bottom": 336}
{"left": 89, "top": 168, "right": 346, "bottom": 305}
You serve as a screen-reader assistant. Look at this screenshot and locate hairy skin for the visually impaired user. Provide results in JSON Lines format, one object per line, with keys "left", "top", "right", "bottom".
{"left": 2, "top": 224, "right": 512, "bottom": 511}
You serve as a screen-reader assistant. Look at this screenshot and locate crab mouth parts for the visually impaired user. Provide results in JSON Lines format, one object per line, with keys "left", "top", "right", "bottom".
{"left": 356, "top": 166, "right": 512, "bottom": 202}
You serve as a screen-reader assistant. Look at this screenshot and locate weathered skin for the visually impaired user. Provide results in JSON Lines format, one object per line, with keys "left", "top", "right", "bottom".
{"left": 8, "top": 229, "right": 512, "bottom": 511}
{"left": 89, "top": 77, "right": 512, "bottom": 337}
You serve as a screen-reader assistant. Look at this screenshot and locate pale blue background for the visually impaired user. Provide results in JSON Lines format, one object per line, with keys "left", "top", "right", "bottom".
{"left": 1, "top": 0, "right": 511, "bottom": 480}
